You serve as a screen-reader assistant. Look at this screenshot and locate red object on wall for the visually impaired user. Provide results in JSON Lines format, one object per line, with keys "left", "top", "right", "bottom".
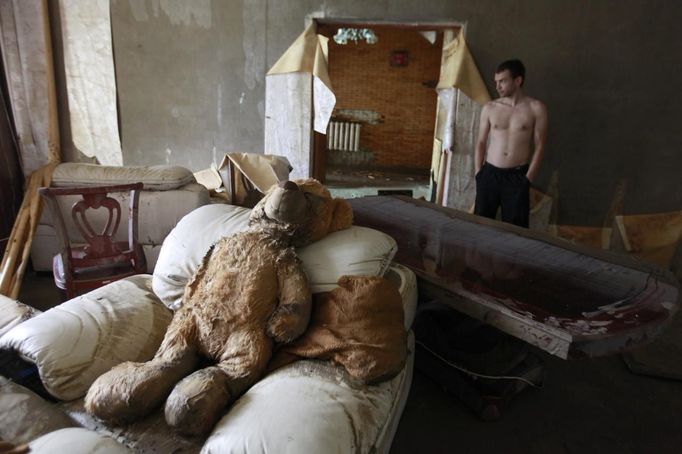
{"left": 390, "top": 50, "right": 409, "bottom": 67}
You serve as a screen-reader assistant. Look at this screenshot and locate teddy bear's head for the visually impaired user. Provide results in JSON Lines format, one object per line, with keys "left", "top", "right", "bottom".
{"left": 249, "top": 178, "right": 353, "bottom": 246}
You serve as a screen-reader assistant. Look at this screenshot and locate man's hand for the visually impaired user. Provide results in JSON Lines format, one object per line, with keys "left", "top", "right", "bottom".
{"left": 526, "top": 100, "right": 548, "bottom": 183}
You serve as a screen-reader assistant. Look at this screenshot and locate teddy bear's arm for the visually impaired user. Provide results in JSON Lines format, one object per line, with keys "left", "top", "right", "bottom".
{"left": 267, "top": 256, "right": 312, "bottom": 343}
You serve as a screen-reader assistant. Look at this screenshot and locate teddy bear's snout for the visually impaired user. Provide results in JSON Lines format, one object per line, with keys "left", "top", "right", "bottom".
{"left": 264, "top": 182, "right": 311, "bottom": 225}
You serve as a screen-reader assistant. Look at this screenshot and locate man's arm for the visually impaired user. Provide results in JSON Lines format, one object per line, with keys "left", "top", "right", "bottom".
{"left": 526, "top": 101, "right": 548, "bottom": 182}
{"left": 474, "top": 104, "right": 491, "bottom": 175}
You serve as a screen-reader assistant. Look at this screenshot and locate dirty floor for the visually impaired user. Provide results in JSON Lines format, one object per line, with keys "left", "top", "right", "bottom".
{"left": 325, "top": 165, "right": 430, "bottom": 200}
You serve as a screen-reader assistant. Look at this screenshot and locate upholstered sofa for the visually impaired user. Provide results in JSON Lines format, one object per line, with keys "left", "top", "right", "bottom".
{"left": 1, "top": 203, "right": 417, "bottom": 453}
{"left": 30, "top": 163, "right": 211, "bottom": 273}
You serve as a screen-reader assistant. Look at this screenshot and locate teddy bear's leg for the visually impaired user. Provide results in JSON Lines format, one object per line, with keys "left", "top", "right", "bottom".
{"left": 267, "top": 257, "right": 312, "bottom": 343}
{"left": 164, "top": 330, "right": 272, "bottom": 436}
{"left": 85, "top": 315, "right": 199, "bottom": 423}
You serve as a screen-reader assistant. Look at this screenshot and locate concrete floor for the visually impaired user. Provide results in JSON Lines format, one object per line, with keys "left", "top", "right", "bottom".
{"left": 16, "top": 268, "right": 682, "bottom": 454}
{"left": 391, "top": 344, "right": 682, "bottom": 454}
{"left": 325, "top": 166, "right": 430, "bottom": 200}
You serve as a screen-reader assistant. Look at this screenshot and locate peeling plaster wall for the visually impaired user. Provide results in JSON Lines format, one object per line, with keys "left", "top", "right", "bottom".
{"left": 111, "top": 0, "right": 682, "bottom": 225}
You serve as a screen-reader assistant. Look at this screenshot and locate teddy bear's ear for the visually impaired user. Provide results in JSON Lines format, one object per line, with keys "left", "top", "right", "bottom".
{"left": 329, "top": 198, "right": 353, "bottom": 233}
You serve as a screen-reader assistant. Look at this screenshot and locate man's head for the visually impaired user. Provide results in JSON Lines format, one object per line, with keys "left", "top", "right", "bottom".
{"left": 494, "top": 59, "right": 525, "bottom": 97}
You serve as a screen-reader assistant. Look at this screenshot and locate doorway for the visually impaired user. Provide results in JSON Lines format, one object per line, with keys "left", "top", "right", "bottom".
{"left": 315, "top": 22, "right": 446, "bottom": 197}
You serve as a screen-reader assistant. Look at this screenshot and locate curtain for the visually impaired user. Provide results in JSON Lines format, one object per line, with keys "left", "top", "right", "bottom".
{"left": 59, "top": 0, "right": 122, "bottom": 166}
{"left": 0, "top": 0, "right": 59, "bottom": 175}
{"left": 0, "top": 0, "right": 59, "bottom": 298}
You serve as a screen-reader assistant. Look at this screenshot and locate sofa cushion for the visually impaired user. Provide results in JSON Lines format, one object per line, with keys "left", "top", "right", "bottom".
{"left": 0, "top": 295, "right": 40, "bottom": 338}
{"left": 0, "top": 275, "right": 172, "bottom": 400}
{"left": 0, "top": 376, "right": 77, "bottom": 445}
{"left": 153, "top": 204, "right": 398, "bottom": 310}
{"left": 29, "top": 428, "right": 133, "bottom": 453}
{"left": 51, "top": 163, "right": 195, "bottom": 191}
{"left": 385, "top": 263, "right": 418, "bottom": 329}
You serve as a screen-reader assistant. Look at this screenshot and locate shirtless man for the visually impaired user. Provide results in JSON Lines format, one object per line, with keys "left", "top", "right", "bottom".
{"left": 474, "top": 59, "right": 548, "bottom": 227}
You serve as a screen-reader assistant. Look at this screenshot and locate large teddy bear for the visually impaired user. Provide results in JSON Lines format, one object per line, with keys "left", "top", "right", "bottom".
{"left": 84, "top": 179, "right": 353, "bottom": 435}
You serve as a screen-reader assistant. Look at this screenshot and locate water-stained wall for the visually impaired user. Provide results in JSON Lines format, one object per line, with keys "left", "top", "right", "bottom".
{"left": 110, "top": 0, "right": 682, "bottom": 226}
{"left": 111, "top": 0, "right": 266, "bottom": 170}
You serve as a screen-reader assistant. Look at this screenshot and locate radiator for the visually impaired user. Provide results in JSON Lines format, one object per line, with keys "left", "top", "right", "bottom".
{"left": 327, "top": 121, "right": 361, "bottom": 151}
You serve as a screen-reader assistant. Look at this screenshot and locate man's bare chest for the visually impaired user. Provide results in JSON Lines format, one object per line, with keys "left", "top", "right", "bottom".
{"left": 490, "top": 106, "right": 534, "bottom": 133}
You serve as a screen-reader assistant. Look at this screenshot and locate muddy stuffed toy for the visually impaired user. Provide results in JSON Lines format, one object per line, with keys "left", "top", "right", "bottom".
{"left": 85, "top": 179, "right": 352, "bottom": 435}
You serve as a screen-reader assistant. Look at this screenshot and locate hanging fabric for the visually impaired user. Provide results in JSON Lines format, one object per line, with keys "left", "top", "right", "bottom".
{"left": 59, "top": 0, "right": 122, "bottom": 166}
{"left": 0, "top": 0, "right": 60, "bottom": 175}
{"left": 266, "top": 23, "right": 335, "bottom": 134}
{"left": 436, "top": 29, "right": 491, "bottom": 105}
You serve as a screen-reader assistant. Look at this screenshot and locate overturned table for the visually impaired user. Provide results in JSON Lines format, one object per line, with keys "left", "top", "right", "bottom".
{"left": 349, "top": 196, "right": 679, "bottom": 359}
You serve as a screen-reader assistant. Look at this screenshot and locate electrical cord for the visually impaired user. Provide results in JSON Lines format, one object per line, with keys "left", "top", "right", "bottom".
{"left": 415, "top": 339, "right": 543, "bottom": 389}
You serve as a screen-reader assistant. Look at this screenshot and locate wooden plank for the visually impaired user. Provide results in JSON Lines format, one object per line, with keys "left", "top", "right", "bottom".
{"left": 349, "top": 196, "right": 679, "bottom": 359}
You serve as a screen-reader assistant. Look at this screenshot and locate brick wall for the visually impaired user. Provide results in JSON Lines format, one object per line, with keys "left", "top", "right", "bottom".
{"left": 320, "top": 25, "right": 442, "bottom": 171}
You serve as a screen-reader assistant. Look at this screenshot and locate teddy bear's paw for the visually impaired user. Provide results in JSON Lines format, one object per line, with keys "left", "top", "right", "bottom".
{"left": 165, "top": 367, "right": 232, "bottom": 436}
{"left": 85, "top": 359, "right": 191, "bottom": 424}
{"left": 85, "top": 361, "right": 149, "bottom": 423}
{"left": 266, "top": 305, "right": 309, "bottom": 343}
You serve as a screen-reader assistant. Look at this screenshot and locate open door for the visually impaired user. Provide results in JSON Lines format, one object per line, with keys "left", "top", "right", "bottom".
{"left": 264, "top": 24, "right": 335, "bottom": 180}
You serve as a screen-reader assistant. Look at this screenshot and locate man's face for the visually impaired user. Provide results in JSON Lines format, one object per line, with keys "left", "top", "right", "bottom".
{"left": 494, "top": 70, "right": 521, "bottom": 97}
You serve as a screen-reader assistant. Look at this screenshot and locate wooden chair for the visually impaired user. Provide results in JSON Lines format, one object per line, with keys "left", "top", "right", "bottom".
{"left": 39, "top": 183, "right": 147, "bottom": 299}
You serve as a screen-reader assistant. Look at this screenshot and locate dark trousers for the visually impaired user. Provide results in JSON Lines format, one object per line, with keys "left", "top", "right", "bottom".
{"left": 474, "top": 162, "right": 530, "bottom": 228}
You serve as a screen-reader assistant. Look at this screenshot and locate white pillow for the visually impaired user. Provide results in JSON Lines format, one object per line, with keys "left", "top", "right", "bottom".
{"left": 29, "top": 428, "right": 133, "bottom": 454}
{"left": 152, "top": 204, "right": 252, "bottom": 310}
{"left": 0, "top": 377, "right": 76, "bottom": 444}
{"left": 152, "top": 204, "right": 398, "bottom": 310}
{"left": 0, "top": 295, "right": 40, "bottom": 338}
{"left": 385, "top": 263, "right": 418, "bottom": 330}
{"left": 0, "top": 275, "right": 172, "bottom": 401}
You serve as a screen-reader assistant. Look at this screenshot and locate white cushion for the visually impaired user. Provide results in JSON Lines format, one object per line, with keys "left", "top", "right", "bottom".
{"left": 29, "top": 428, "right": 133, "bottom": 453}
{"left": 0, "top": 275, "right": 172, "bottom": 401}
{"left": 51, "top": 162, "right": 195, "bottom": 191}
{"left": 153, "top": 204, "right": 398, "bottom": 310}
{"left": 0, "top": 377, "right": 76, "bottom": 444}
{"left": 152, "top": 204, "right": 252, "bottom": 310}
{"left": 204, "top": 335, "right": 415, "bottom": 454}
{"left": 0, "top": 295, "right": 40, "bottom": 338}
{"left": 385, "top": 263, "right": 418, "bottom": 330}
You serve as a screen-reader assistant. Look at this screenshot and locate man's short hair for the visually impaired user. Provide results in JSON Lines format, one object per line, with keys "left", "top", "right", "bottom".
{"left": 496, "top": 59, "right": 526, "bottom": 86}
